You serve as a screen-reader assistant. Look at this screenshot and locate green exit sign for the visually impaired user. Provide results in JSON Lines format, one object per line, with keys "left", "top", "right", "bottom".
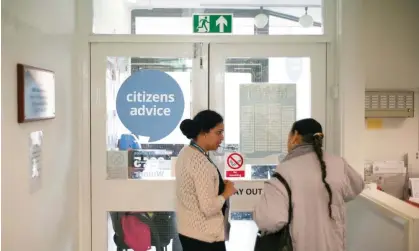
{"left": 193, "top": 14, "right": 233, "bottom": 34}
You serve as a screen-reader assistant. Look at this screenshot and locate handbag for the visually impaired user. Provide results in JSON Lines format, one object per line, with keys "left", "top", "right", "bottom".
{"left": 254, "top": 172, "right": 294, "bottom": 251}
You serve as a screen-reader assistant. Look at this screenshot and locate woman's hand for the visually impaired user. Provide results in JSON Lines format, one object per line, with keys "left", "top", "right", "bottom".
{"left": 222, "top": 180, "right": 237, "bottom": 199}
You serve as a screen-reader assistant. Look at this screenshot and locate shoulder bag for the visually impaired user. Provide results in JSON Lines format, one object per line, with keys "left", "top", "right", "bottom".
{"left": 254, "top": 172, "right": 293, "bottom": 251}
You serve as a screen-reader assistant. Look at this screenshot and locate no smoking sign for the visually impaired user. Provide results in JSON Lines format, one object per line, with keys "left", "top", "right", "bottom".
{"left": 225, "top": 152, "right": 245, "bottom": 178}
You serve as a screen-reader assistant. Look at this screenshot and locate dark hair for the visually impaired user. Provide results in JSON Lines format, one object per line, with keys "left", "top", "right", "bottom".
{"left": 180, "top": 110, "right": 223, "bottom": 140}
{"left": 291, "top": 118, "right": 333, "bottom": 219}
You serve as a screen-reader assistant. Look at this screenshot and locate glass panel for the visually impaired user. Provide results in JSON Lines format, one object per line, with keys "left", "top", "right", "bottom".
{"left": 108, "top": 211, "right": 258, "bottom": 251}
{"left": 251, "top": 165, "right": 276, "bottom": 179}
{"left": 106, "top": 57, "right": 192, "bottom": 180}
{"left": 227, "top": 212, "right": 258, "bottom": 251}
{"left": 108, "top": 211, "right": 182, "bottom": 251}
{"left": 135, "top": 16, "right": 256, "bottom": 35}
{"left": 268, "top": 7, "right": 323, "bottom": 35}
{"left": 224, "top": 57, "right": 311, "bottom": 180}
{"left": 346, "top": 200, "right": 408, "bottom": 250}
{"left": 93, "top": 0, "right": 323, "bottom": 35}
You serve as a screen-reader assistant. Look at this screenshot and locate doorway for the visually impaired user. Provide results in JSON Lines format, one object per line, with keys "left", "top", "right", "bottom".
{"left": 90, "top": 40, "right": 326, "bottom": 251}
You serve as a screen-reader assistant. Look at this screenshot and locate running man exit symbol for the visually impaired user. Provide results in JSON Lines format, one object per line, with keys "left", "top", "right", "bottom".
{"left": 197, "top": 15, "right": 210, "bottom": 32}
{"left": 193, "top": 14, "right": 233, "bottom": 34}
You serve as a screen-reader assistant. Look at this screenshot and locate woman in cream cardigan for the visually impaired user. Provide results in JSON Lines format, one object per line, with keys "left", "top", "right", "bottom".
{"left": 175, "top": 110, "right": 237, "bottom": 251}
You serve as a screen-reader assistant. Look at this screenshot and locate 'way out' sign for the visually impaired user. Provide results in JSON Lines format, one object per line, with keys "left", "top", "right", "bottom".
{"left": 193, "top": 14, "right": 233, "bottom": 34}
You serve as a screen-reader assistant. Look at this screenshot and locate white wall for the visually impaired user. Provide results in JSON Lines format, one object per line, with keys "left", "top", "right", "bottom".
{"left": 1, "top": 0, "right": 77, "bottom": 250}
{"left": 338, "top": 0, "right": 419, "bottom": 172}
{"left": 362, "top": 0, "right": 419, "bottom": 162}
{"left": 93, "top": 0, "right": 131, "bottom": 34}
{"left": 338, "top": 0, "right": 366, "bottom": 174}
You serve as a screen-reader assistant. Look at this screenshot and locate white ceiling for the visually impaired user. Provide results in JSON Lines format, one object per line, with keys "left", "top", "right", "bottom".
{"left": 3, "top": 0, "right": 75, "bottom": 34}
{"left": 126, "top": 0, "right": 322, "bottom": 8}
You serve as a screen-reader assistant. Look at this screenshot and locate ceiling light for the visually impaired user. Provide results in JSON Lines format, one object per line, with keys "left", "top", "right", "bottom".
{"left": 254, "top": 12, "right": 269, "bottom": 29}
{"left": 299, "top": 7, "right": 314, "bottom": 28}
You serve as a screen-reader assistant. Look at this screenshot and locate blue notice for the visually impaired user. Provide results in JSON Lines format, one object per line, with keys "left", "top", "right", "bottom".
{"left": 116, "top": 69, "right": 185, "bottom": 142}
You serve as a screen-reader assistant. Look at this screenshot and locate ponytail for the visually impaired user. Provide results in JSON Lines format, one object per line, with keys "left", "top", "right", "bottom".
{"left": 312, "top": 133, "right": 333, "bottom": 220}
{"left": 290, "top": 118, "right": 332, "bottom": 219}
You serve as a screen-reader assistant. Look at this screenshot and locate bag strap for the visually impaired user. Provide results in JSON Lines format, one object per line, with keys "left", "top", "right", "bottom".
{"left": 272, "top": 172, "right": 293, "bottom": 225}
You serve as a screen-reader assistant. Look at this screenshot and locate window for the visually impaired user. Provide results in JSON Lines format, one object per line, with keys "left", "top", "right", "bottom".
{"left": 132, "top": 8, "right": 322, "bottom": 35}
{"left": 93, "top": 0, "right": 323, "bottom": 35}
{"left": 222, "top": 57, "right": 312, "bottom": 180}
{"left": 106, "top": 57, "right": 192, "bottom": 180}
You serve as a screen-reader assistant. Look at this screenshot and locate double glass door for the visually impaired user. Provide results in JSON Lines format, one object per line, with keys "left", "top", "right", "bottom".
{"left": 90, "top": 41, "right": 326, "bottom": 251}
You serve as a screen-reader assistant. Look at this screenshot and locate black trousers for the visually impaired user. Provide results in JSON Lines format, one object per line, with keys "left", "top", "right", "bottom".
{"left": 179, "top": 234, "right": 226, "bottom": 251}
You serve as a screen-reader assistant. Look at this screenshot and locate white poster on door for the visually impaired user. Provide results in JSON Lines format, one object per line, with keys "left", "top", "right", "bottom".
{"left": 239, "top": 83, "right": 296, "bottom": 158}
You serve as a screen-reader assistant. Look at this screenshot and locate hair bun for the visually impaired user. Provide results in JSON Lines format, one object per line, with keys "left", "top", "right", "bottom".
{"left": 180, "top": 119, "right": 200, "bottom": 139}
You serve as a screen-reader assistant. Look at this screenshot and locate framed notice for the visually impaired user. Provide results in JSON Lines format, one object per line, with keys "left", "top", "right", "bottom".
{"left": 17, "top": 64, "right": 56, "bottom": 123}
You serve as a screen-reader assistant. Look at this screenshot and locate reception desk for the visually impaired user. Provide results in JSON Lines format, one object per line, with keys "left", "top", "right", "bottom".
{"left": 347, "top": 186, "right": 419, "bottom": 251}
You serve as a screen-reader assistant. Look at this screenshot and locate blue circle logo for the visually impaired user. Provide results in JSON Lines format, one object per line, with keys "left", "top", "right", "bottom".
{"left": 116, "top": 69, "right": 185, "bottom": 142}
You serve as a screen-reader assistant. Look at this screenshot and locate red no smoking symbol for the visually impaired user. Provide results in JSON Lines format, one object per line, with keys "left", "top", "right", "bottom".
{"left": 227, "top": 153, "right": 244, "bottom": 170}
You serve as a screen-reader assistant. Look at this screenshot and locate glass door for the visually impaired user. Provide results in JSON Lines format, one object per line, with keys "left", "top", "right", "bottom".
{"left": 209, "top": 43, "right": 327, "bottom": 250}
{"left": 90, "top": 42, "right": 207, "bottom": 251}
{"left": 90, "top": 41, "right": 327, "bottom": 251}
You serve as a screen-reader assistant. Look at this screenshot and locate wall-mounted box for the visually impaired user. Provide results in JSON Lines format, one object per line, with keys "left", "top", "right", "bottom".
{"left": 365, "top": 90, "right": 414, "bottom": 118}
